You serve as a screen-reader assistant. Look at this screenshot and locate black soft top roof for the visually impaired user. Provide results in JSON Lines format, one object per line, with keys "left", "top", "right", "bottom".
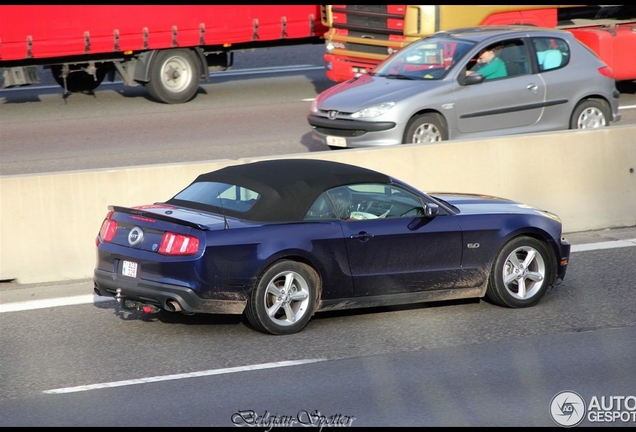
{"left": 169, "top": 159, "right": 392, "bottom": 222}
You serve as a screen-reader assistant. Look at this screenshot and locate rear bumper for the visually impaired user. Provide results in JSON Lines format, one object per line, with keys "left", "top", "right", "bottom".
{"left": 93, "top": 269, "right": 247, "bottom": 315}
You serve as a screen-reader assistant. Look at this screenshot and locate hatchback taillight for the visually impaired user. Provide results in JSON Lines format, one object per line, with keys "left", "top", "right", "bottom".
{"left": 99, "top": 211, "right": 117, "bottom": 243}
{"left": 597, "top": 66, "right": 614, "bottom": 79}
{"left": 158, "top": 232, "right": 200, "bottom": 255}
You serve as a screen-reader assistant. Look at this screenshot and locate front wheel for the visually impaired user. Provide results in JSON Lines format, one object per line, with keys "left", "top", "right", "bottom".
{"left": 485, "top": 236, "right": 554, "bottom": 308}
{"left": 145, "top": 49, "right": 201, "bottom": 104}
{"left": 245, "top": 261, "right": 318, "bottom": 335}
{"left": 570, "top": 99, "right": 610, "bottom": 129}
{"left": 403, "top": 113, "right": 448, "bottom": 143}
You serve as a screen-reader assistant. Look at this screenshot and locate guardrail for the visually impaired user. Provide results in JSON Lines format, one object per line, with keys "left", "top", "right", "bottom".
{"left": 2, "top": 125, "right": 635, "bottom": 284}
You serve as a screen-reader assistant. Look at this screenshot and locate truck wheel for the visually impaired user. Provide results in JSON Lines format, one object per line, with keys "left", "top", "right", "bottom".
{"left": 403, "top": 113, "right": 448, "bottom": 143}
{"left": 145, "top": 49, "right": 201, "bottom": 104}
{"left": 570, "top": 99, "right": 610, "bottom": 129}
{"left": 50, "top": 65, "right": 106, "bottom": 93}
{"left": 245, "top": 261, "right": 318, "bottom": 335}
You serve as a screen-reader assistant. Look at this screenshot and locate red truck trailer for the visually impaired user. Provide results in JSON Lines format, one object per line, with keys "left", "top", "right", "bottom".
{"left": 0, "top": 5, "right": 326, "bottom": 103}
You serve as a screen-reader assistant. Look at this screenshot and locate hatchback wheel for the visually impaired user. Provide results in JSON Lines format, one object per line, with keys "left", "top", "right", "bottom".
{"left": 485, "top": 236, "right": 554, "bottom": 308}
{"left": 245, "top": 261, "right": 318, "bottom": 335}
{"left": 403, "top": 113, "right": 448, "bottom": 143}
{"left": 570, "top": 99, "right": 610, "bottom": 129}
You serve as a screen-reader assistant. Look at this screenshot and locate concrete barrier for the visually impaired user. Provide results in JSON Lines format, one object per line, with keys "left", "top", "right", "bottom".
{"left": 2, "top": 125, "right": 635, "bottom": 284}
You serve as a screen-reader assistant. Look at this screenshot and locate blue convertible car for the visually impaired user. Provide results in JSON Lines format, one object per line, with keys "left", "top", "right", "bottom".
{"left": 94, "top": 158, "right": 570, "bottom": 335}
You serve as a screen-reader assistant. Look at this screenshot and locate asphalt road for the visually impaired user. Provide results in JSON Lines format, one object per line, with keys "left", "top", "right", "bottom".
{"left": 1, "top": 227, "right": 635, "bottom": 426}
{"left": 1, "top": 43, "right": 635, "bottom": 176}
{"left": 1, "top": 44, "right": 635, "bottom": 427}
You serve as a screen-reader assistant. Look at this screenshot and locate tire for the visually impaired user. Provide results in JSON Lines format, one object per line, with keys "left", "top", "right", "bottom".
{"left": 485, "top": 236, "right": 554, "bottom": 308}
{"left": 403, "top": 113, "right": 448, "bottom": 143}
{"left": 50, "top": 65, "right": 106, "bottom": 93}
{"left": 145, "top": 49, "right": 200, "bottom": 104}
{"left": 569, "top": 99, "right": 610, "bottom": 129}
{"left": 245, "top": 261, "right": 318, "bottom": 335}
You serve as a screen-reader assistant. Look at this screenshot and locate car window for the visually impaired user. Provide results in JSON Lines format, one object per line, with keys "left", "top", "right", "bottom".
{"left": 307, "top": 183, "right": 425, "bottom": 221}
{"left": 372, "top": 37, "right": 475, "bottom": 80}
{"left": 532, "top": 37, "right": 569, "bottom": 72}
{"left": 171, "top": 181, "right": 260, "bottom": 213}
{"left": 466, "top": 38, "right": 529, "bottom": 80}
{"left": 304, "top": 192, "right": 339, "bottom": 221}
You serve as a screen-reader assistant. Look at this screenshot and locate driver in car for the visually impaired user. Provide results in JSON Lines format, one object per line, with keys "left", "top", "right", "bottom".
{"left": 466, "top": 45, "right": 507, "bottom": 80}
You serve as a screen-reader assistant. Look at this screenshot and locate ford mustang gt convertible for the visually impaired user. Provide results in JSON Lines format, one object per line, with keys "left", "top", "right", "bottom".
{"left": 94, "top": 158, "right": 570, "bottom": 335}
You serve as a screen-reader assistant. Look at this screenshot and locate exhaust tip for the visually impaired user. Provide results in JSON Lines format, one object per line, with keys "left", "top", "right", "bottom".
{"left": 166, "top": 299, "right": 183, "bottom": 312}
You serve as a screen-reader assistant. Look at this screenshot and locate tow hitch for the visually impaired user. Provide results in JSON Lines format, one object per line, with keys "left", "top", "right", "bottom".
{"left": 115, "top": 288, "right": 161, "bottom": 314}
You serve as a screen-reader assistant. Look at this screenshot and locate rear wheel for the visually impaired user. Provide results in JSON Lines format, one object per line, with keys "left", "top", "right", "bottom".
{"left": 403, "top": 113, "right": 448, "bottom": 143}
{"left": 485, "top": 236, "right": 554, "bottom": 308}
{"left": 51, "top": 64, "right": 106, "bottom": 93}
{"left": 145, "top": 49, "right": 201, "bottom": 104}
{"left": 570, "top": 99, "right": 610, "bottom": 129}
{"left": 245, "top": 261, "right": 318, "bottom": 335}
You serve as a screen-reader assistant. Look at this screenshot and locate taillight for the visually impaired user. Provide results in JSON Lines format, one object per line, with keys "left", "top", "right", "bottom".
{"left": 597, "top": 66, "right": 614, "bottom": 79}
{"left": 99, "top": 210, "right": 117, "bottom": 243}
{"left": 158, "top": 232, "right": 199, "bottom": 255}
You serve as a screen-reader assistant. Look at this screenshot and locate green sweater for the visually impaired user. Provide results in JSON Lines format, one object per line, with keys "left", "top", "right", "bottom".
{"left": 474, "top": 57, "right": 507, "bottom": 80}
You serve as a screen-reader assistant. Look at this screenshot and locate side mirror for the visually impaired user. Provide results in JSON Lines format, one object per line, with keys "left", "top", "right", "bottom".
{"left": 423, "top": 202, "right": 439, "bottom": 218}
{"left": 461, "top": 73, "right": 485, "bottom": 86}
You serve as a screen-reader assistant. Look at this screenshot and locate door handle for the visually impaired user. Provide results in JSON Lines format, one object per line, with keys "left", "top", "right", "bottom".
{"left": 350, "top": 232, "right": 374, "bottom": 242}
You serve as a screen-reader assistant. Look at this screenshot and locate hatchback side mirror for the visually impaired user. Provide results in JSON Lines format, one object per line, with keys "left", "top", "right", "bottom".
{"left": 461, "top": 73, "right": 485, "bottom": 86}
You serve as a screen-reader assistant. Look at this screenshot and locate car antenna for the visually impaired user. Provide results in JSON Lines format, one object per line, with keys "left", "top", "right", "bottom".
{"left": 216, "top": 192, "right": 230, "bottom": 230}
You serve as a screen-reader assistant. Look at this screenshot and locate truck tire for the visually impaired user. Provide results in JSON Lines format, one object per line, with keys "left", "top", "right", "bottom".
{"left": 50, "top": 65, "right": 106, "bottom": 93}
{"left": 145, "top": 49, "right": 201, "bottom": 104}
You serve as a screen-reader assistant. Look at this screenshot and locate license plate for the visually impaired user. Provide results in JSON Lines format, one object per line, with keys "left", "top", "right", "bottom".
{"left": 122, "top": 260, "right": 138, "bottom": 277}
{"left": 326, "top": 136, "right": 347, "bottom": 147}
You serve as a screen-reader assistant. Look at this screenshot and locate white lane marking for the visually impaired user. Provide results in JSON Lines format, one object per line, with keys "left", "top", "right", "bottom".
{"left": 570, "top": 238, "right": 636, "bottom": 253}
{"left": 1, "top": 238, "right": 635, "bottom": 314}
{"left": 43, "top": 359, "right": 326, "bottom": 394}
{"left": 0, "top": 294, "right": 114, "bottom": 313}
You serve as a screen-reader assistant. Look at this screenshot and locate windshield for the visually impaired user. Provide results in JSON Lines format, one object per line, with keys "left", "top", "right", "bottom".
{"left": 372, "top": 37, "right": 476, "bottom": 81}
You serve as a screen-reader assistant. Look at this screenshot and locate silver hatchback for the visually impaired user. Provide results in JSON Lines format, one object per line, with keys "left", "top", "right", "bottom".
{"left": 308, "top": 26, "right": 621, "bottom": 148}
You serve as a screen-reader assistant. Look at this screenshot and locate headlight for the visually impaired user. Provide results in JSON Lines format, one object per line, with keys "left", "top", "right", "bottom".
{"left": 351, "top": 102, "right": 395, "bottom": 119}
{"left": 310, "top": 99, "right": 318, "bottom": 113}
